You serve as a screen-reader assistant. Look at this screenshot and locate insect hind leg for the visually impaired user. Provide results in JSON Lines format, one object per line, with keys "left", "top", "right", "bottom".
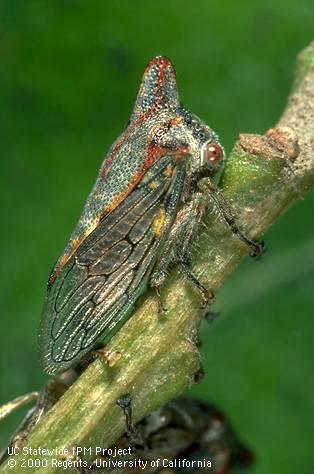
{"left": 178, "top": 260, "right": 215, "bottom": 308}
{"left": 116, "top": 394, "right": 146, "bottom": 450}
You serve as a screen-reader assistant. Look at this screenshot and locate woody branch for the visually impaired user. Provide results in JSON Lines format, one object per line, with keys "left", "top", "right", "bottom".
{"left": 1, "top": 42, "right": 314, "bottom": 474}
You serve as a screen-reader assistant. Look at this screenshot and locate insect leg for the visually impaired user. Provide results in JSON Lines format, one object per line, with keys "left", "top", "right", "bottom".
{"left": 178, "top": 261, "right": 214, "bottom": 307}
{"left": 150, "top": 233, "right": 176, "bottom": 310}
{"left": 116, "top": 394, "right": 146, "bottom": 450}
{"left": 117, "top": 394, "right": 134, "bottom": 434}
{"left": 204, "top": 180, "right": 265, "bottom": 258}
{"left": 0, "top": 378, "right": 69, "bottom": 465}
{"left": 151, "top": 192, "right": 214, "bottom": 308}
{"left": 0, "top": 392, "right": 38, "bottom": 422}
{"left": 154, "top": 286, "right": 168, "bottom": 314}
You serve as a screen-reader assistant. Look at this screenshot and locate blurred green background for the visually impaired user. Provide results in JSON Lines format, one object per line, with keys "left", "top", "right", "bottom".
{"left": 0, "top": 1, "right": 313, "bottom": 472}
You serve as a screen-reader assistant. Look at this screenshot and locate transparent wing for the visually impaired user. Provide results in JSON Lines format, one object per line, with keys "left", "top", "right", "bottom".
{"left": 39, "top": 159, "right": 185, "bottom": 374}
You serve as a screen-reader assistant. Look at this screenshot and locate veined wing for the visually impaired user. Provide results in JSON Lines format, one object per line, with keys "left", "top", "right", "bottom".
{"left": 39, "top": 157, "right": 185, "bottom": 374}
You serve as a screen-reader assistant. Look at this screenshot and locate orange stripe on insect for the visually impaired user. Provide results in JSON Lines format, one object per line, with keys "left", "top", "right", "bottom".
{"left": 102, "top": 111, "right": 152, "bottom": 179}
{"left": 49, "top": 167, "right": 149, "bottom": 285}
{"left": 165, "top": 164, "right": 174, "bottom": 177}
{"left": 149, "top": 180, "right": 160, "bottom": 190}
{"left": 153, "top": 208, "right": 167, "bottom": 237}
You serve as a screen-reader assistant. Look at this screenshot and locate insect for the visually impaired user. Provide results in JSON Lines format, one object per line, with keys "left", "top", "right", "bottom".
{"left": 131, "top": 397, "right": 254, "bottom": 473}
{"left": 136, "top": 397, "right": 254, "bottom": 473}
{"left": 38, "top": 56, "right": 263, "bottom": 375}
{"left": 79, "top": 397, "right": 254, "bottom": 473}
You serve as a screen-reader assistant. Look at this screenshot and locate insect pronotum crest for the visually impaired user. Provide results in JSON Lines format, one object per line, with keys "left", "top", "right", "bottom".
{"left": 38, "top": 56, "right": 228, "bottom": 375}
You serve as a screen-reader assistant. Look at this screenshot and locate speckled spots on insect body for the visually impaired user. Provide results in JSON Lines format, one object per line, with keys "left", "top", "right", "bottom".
{"left": 38, "top": 56, "right": 226, "bottom": 375}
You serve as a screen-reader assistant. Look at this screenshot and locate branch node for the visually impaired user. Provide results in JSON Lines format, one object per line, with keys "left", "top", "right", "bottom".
{"left": 239, "top": 126, "right": 299, "bottom": 161}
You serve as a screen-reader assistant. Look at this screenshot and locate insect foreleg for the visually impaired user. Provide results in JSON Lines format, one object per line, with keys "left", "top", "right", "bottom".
{"left": 203, "top": 179, "right": 265, "bottom": 258}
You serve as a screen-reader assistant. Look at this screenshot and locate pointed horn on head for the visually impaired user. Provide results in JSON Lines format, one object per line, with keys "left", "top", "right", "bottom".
{"left": 131, "top": 56, "right": 180, "bottom": 120}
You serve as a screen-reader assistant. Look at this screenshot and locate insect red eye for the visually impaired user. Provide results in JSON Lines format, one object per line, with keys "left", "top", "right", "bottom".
{"left": 206, "top": 143, "right": 224, "bottom": 163}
